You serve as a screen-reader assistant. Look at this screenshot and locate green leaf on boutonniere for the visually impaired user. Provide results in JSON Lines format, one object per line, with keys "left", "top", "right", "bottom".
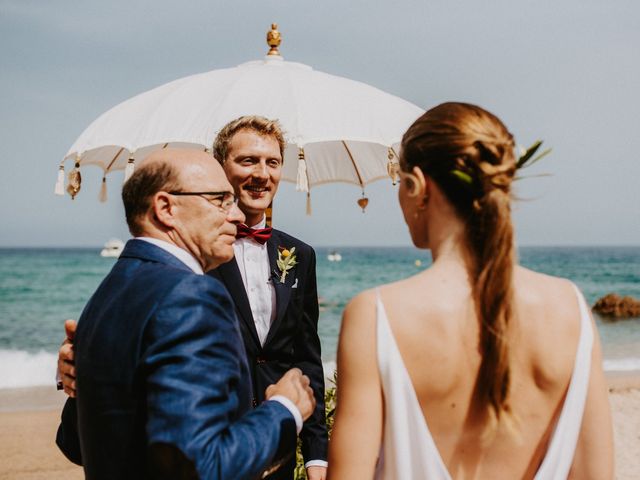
{"left": 277, "top": 246, "right": 298, "bottom": 283}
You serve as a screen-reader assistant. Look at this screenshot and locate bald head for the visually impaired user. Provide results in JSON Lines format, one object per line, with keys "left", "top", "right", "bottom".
{"left": 142, "top": 148, "right": 213, "bottom": 174}
{"left": 122, "top": 148, "right": 224, "bottom": 236}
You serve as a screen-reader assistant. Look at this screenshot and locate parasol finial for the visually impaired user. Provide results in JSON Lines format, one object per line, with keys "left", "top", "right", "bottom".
{"left": 266, "top": 23, "right": 282, "bottom": 56}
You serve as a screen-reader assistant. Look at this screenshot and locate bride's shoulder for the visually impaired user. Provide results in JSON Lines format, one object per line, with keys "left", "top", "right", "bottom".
{"left": 344, "top": 288, "right": 377, "bottom": 318}
{"left": 514, "top": 266, "right": 576, "bottom": 298}
{"left": 513, "top": 266, "right": 581, "bottom": 322}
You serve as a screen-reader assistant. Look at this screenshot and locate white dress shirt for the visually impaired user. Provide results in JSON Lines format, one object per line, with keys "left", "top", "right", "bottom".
{"left": 232, "top": 217, "right": 276, "bottom": 346}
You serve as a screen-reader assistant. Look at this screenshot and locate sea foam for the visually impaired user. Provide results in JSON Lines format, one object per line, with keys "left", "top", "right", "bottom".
{"left": 1, "top": 349, "right": 638, "bottom": 390}
{"left": 0, "top": 349, "right": 58, "bottom": 389}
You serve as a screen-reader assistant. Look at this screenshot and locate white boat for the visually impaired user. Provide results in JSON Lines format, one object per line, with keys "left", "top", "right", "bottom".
{"left": 100, "top": 238, "right": 124, "bottom": 258}
{"left": 327, "top": 251, "right": 342, "bottom": 262}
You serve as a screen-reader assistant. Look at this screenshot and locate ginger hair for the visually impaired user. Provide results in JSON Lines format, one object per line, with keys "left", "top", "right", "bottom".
{"left": 401, "top": 102, "right": 517, "bottom": 424}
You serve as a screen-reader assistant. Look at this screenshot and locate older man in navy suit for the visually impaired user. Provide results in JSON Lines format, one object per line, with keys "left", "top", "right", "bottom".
{"left": 56, "top": 149, "right": 315, "bottom": 479}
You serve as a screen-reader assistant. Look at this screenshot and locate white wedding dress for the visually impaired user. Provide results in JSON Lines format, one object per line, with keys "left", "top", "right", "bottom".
{"left": 373, "top": 285, "right": 593, "bottom": 479}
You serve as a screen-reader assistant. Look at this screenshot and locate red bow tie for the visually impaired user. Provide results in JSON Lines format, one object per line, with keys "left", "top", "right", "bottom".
{"left": 236, "top": 224, "right": 272, "bottom": 244}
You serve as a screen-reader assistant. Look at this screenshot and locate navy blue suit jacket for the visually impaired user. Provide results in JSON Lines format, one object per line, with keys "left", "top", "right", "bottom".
{"left": 56, "top": 239, "right": 296, "bottom": 480}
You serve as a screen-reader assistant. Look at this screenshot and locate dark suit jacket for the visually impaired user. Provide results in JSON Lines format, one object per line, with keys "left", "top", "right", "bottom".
{"left": 209, "top": 229, "right": 327, "bottom": 467}
{"left": 56, "top": 239, "right": 297, "bottom": 480}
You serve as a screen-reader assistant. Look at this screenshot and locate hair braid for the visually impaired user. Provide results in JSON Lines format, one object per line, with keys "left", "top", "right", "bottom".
{"left": 401, "top": 102, "right": 517, "bottom": 425}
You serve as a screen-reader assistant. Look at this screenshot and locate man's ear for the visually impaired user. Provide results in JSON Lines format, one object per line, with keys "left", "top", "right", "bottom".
{"left": 152, "top": 192, "right": 177, "bottom": 229}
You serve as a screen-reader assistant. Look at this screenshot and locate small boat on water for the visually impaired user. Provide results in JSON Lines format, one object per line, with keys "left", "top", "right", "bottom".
{"left": 100, "top": 238, "right": 124, "bottom": 258}
{"left": 327, "top": 251, "right": 342, "bottom": 262}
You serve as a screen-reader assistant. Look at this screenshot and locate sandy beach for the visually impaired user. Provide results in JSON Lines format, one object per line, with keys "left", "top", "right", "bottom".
{"left": 1, "top": 374, "right": 638, "bottom": 480}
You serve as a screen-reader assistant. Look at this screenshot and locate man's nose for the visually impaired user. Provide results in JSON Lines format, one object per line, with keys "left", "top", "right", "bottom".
{"left": 251, "top": 161, "right": 269, "bottom": 179}
{"left": 227, "top": 202, "right": 246, "bottom": 224}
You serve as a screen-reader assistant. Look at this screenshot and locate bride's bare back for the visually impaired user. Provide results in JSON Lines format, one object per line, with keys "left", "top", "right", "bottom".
{"left": 380, "top": 264, "right": 610, "bottom": 478}
{"left": 329, "top": 264, "right": 612, "bottom": 479}
{"left": 331, "top": 263, "right": 612, "bottom": 479}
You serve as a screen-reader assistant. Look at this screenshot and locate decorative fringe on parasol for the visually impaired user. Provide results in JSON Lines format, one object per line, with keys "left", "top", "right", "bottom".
{"left": 99, "top": 176, "right": 108, "bottom": 203}
{"left": 66, "top": 161, "right": 82, "bottom": 200}
{"left": 387, "top": 148, "right": 400, "bottom": 185}
{"left": 54, "top": 165, "right": 65, "bottom": 196}
{"left": 124, "top": 156, "right": 135, "bottom": 182}
{"left": 306, "top": 192, "right": 312, "bottom": 215}
{"left": 296, "top": 147, "right": 309, "bottom": 192}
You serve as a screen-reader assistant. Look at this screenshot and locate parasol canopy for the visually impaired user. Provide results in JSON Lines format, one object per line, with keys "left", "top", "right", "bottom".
{"left": 55, "top": 24, "right": 424, "bottom": 210}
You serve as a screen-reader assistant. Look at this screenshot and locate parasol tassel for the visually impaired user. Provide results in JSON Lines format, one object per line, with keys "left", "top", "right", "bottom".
{"left": 306, "top": 192, "right": 312, "bottom": 215}
{"left": 66, "top": 161, "right": 82, "bottom": 200}
{"left": 54, "top": 165, "right": 65, "bottom": 196}
{"left": 124, "top": 156, "right": 135, "bottom": 182}
{"left": 98, "top": 176, "right": 108, "bottom": 203}
{"left": 296, "top": 147, "right": 309, "bottom": 192}
{"left": 387, "top": 148, "right": 400, "bottom": 185}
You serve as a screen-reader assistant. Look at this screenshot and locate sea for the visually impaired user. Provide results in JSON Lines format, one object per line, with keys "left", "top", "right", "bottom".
{"left": 0, "top": 246, "right": 639, "bottom": 389}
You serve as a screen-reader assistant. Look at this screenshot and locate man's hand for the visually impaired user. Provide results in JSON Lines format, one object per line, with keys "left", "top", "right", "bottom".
{"left": 265, "top": 368, "right": 315, "bottom": 421}
{"left": 58, "top": 319, "right": 77, "bottom": 397}
{"left": 306, "top": 465, "right": 327, "bottom": 480}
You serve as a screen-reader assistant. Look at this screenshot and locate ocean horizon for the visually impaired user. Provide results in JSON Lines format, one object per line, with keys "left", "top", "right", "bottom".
{"left": 1, "top": 245, "right": 639, "bottom": 390}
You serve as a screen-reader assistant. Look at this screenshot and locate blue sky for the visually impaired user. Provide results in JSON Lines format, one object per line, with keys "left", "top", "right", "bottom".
{"left": 1, "top": 0, "right": 638, "bottom": 247}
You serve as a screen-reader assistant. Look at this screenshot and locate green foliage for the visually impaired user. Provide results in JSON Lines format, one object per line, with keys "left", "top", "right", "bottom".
{"left": 277, "top": 247, "right": 298, "bottom": 283}
{"left": 449, "top": 140, "right": 552, "bottom": 187}
{"left": 516, "top": 140, "right": 551, "bottom": 170}
{"left": 294, "top": 371, "right": 337, "bottom": 480}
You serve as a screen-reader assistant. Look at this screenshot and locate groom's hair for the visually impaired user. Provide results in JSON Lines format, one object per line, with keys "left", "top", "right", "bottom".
{"left": 122, "top": 160, "right": 180, "bottom": 236}
{"left": 213, "top": 115, "right": 286, "bottom": 164}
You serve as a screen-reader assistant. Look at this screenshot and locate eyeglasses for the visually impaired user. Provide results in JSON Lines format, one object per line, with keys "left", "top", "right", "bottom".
{"left": 168, "top": 191, "right": 237, "bottom": 212}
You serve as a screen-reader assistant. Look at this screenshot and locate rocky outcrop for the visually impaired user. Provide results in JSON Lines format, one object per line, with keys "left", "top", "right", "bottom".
{"left": 592, "top": 294, "right": 640, "bottom": 318}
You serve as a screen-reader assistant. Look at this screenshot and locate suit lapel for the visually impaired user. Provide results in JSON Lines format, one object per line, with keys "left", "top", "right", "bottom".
{"left": 215, "top": 258, "right": 261, "bottom": 349}
{"left": 265, "top": 232, "right": 293, "bottom": 346}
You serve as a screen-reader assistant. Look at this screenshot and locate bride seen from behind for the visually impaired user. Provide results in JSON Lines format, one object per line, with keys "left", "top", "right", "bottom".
{"left": 328, "top": 102, "right": 613, "bottom": 479}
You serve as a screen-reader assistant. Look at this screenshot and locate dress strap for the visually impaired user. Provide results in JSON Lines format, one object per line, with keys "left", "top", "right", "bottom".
{"left": 534, "top": 283, "right": 594, "bottom": 479}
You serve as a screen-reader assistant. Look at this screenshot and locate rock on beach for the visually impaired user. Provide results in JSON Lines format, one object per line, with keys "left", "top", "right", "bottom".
{"left": 593, "top": 293, "right": 640, "bottom": 318}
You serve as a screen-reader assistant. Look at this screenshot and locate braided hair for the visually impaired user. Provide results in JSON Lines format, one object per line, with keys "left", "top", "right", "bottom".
{"left": 401, "top": 102, "right": 517, "bottom": 425}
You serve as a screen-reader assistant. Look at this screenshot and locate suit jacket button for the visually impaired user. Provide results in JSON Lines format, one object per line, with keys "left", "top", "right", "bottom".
{"left": 256, "top": 356, "right": 267, "bottom": 364}
{"left": 252, "top": 397, "right": 257, "bottom": 407}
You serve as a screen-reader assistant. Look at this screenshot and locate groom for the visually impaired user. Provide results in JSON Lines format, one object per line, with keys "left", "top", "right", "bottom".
{"left": 209, "top": 116, "right": 327, "bottom": 480}
{"left": 55, "top": 149, "right": 316, "bottom": 479}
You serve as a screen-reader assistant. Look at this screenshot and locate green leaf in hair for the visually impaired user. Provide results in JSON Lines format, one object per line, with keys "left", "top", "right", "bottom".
{"left": 450, "top": 169, "right": 474, "bottom": 185}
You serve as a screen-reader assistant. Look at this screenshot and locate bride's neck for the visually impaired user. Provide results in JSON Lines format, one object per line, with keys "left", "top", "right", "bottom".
{"left": 428, "top": 217, "right": 470, "bottom": 269}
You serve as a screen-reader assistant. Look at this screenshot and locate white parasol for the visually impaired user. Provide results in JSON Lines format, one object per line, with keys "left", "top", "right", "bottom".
{"left": 55, "top": 24, "right": 424, "bottom": 212}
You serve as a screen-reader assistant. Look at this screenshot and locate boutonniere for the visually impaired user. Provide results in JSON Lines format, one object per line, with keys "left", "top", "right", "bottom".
{"left": 275, "top": 246, "right": 298, "bottom": 284}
